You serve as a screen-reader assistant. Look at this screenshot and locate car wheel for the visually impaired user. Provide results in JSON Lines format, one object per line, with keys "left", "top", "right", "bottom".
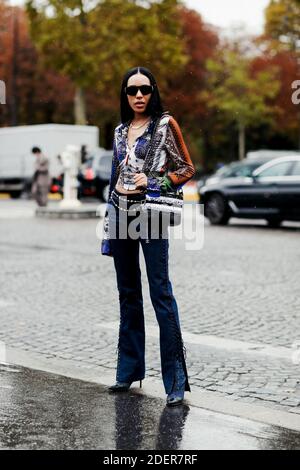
{"left": 266, "top": 216, "right": 283, "bottom": 228}
{"left": 205, "top": 193, "right": 230, "bottom": 225}
{"left": 101, "top": 184, "right": 109, "bottom": 202}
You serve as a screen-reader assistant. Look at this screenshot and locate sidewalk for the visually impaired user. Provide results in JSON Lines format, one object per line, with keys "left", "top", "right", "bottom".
{"left": 0, "top": 360, "right": 300, "bottom": 450}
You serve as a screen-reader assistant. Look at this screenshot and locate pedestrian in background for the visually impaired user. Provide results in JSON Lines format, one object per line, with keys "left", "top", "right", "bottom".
{"left": 31, "top": 147, "right": 50, "bottom": 207}
{"left": 102, "top": 66, "right": 195, "bottom": 406}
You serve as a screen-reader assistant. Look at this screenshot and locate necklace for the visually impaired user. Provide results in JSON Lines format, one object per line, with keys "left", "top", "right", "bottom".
{"left": 126, "top": 117, "right": 151, "bottom": 153}
{"left": 130, "top": 117, "right": 150, "bottom": 130}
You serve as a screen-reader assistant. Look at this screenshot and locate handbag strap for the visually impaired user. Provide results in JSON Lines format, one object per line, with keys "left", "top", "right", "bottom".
{"left": 142, "top": 111, "right": 170, "bottom": 174}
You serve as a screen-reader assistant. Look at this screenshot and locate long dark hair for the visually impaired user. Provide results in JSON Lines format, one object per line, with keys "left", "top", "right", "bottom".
{"left": 120, "top": 66, "right": 164, "bottom": 124}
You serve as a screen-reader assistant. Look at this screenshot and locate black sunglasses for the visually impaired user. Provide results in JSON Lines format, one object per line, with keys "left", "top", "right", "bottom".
{"left": 125, "top": 85, "right": 154, "bottom": 96}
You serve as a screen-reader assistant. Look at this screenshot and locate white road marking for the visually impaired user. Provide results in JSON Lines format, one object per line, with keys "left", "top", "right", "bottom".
{"left": 97, "top": 321, "right": 295, "bottom": 361}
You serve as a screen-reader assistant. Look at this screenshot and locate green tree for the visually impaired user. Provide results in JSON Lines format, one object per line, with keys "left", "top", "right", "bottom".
{"left": 204, "top": 49, "right": 280, "bottom": 160}
{"left": 26, "top": 0, "right": 98, "bottom": 124}
{"left": 25, "top": 0, "right": 188, "bottom": 124}
{"left": 265, "top": 0, "right": 300, "bottom": 55}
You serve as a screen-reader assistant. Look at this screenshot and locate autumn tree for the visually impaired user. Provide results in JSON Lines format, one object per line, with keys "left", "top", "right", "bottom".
{"left": 163, "top": 6, "right": 219, "bottom": 170}
{"left": 25, "top": 0, "right": 188, "bottom": 125}
{"left": 265, "top": 0, "right": 300, "bottom": 55}
{"left": 204, "top": 47, "right": 280, "bottom": 160}
{"left": 264, "top": 0, "right": 300, "bottom": 147}
{"left": 85, "top": 4, "right": 220, "bottom": 162}
{"left": 0, "top": 1, "right": 74, "bottom": 127}
{"left": 252, "top": 50, "right": 300, "bottom": 147}
{"left": 0, "top": 0, "right": 16, "bottom": 124}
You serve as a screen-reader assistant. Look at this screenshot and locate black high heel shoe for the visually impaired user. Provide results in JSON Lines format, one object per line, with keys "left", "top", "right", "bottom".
{"left": 108, "top": 380, "right": 143, "bottom": 392}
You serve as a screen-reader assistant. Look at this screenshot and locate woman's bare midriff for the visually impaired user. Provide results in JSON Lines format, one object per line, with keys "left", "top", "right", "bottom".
{"left": 115, "top": 183, "right": 145, "bottom": 194}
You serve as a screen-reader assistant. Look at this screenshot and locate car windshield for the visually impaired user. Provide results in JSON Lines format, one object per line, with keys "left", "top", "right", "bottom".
{"left": 97, "top": 154, "right": 112, "bottom": 172}
{"left": 255, "top": 160, "right": 293, "bottom": 177}
{"left": 215, "top": 162, "right": 262, "bottom": 178}
{"left": 85, "top": 157, "right": 94, "bottom": 168}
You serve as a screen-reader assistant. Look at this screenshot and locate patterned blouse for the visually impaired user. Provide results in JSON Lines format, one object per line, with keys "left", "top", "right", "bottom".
{"left": 115, "top": 118, "right": 154, "bottom": 190}
{"left": 102, "top": 112, "right": 195, "bottom": 241}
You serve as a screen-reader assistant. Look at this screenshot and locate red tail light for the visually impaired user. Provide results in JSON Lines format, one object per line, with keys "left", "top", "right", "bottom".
{"left": 85, "top": 168, "right": 95, "bottom": 180}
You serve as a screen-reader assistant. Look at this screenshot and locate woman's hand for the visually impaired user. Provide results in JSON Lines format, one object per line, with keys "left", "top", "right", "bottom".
{"left": 133, "top": 172, "right": 147, "bottom": 188}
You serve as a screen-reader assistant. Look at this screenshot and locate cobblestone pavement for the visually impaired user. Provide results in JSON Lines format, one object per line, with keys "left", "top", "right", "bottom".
{"left": 0, "top": 200, "right": 299, "bottom": 415}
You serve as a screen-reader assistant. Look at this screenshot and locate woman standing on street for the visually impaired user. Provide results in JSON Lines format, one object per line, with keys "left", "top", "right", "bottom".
{"left": 102, "top": 66, "right": 195, "bottom": 406}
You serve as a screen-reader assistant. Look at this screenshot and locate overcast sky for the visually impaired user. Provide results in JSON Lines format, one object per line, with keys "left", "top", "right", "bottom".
{"left": 9, "top": 0, "right": 270, "bottom": 35}
{"left": 185, "top": 0, "right": 270, "bottom": 34}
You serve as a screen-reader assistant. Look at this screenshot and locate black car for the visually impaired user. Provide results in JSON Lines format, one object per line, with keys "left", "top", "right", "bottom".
{"left": 196, "top": 158, "right": 276, "bottom": 193}
{"left": 77, "top": 149, "right": 112, "bottom": 201}
{"left": 199, "top": 156, "right": 300, "bottom": 227}
{"left": 52, "top": 149, "right": 112, "bottom": 201}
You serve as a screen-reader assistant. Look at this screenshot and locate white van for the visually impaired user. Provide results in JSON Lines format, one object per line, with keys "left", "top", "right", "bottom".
{"left": 0, "top": 124, "right": 99, "bottom": 197}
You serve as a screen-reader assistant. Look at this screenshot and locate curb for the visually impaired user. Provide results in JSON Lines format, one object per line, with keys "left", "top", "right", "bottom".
{"left": 3, "top": 346, "right": 300, "bottom": 433}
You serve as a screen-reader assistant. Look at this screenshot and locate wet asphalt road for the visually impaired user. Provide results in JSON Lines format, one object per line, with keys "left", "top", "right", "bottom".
{"left": 0, "top": 363, "right": 299, "bottom": 450}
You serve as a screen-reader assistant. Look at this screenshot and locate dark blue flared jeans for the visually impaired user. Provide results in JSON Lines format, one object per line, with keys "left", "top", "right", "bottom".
{"left": 108, "top": 188, "right": 191, "bottom": 395}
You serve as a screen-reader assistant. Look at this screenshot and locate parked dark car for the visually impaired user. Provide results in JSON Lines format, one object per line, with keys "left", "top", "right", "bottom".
{"left": 50, "top": 175, "right": 63, "bottom": 196}
{"left": 196, "top": 158, "right": 276, "bottom": 193}
{"left": 78, "top": 149, "right": 112, "bottom": 201}
{"left": 199, "top": 156, "right": 300, "bottom": 227}
{"left": 52, "top": 149, "right": 113, "bottom": 202}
